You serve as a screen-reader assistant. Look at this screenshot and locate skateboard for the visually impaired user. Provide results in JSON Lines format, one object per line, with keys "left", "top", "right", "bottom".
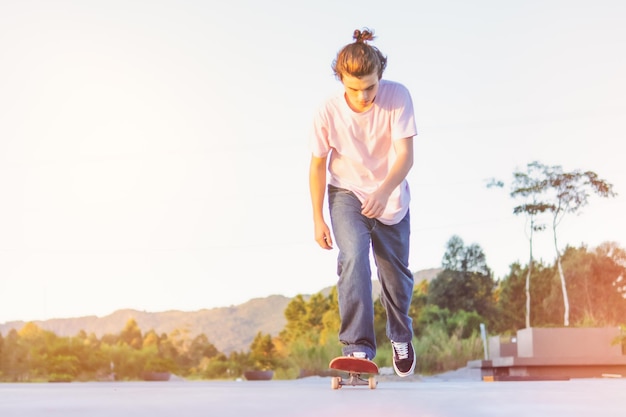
{"left": 329, "top": 356, "right": 378, "bottom": 389}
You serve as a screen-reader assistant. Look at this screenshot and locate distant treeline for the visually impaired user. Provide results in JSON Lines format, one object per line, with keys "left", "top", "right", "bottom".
{"left": 1, "top": 239, "right": 625, "bottom": 382}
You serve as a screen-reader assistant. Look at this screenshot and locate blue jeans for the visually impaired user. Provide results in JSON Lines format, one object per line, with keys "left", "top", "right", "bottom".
{"left": 328, "top": 185, "right": 414, "bottom": 359}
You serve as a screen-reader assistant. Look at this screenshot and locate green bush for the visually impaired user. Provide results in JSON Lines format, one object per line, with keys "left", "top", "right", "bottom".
{"left": 414, "top": 325, "right": 484, "bottom": 375}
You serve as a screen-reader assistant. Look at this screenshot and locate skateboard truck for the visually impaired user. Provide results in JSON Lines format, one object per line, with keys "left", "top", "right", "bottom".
{"left": 331, "top": 373, "right": 377, "bottom": 389}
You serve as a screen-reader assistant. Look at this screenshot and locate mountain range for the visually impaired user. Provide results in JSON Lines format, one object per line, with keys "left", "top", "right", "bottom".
{"left": 0, "top": 269, "right": 441, "bottom": 353}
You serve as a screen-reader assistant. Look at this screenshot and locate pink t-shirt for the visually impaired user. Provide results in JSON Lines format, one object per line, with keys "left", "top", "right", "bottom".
{"left": 310, "top": 79, "right": 417, "bottom": 225}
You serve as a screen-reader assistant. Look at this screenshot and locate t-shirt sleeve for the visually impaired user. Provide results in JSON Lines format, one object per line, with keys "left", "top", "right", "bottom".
{"left": 309, "top": 106, "right": 331, "bottom": 158}
{"left": 391, "top": 85, "right": 418, "bottom": 141}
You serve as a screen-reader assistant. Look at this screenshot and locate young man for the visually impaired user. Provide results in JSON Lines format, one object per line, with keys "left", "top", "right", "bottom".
{"left": 309, "top": 28, "right": 417, "bottom": 377}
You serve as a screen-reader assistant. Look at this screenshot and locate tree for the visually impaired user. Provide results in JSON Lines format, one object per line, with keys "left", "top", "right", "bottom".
{"left": 0, "top": 329, "right": 29, "bottom": 381}
{"left": 167, "top": 328, "right": 193, "bottom": 373}
{"left": 71, "top": 330, "right": 108, "bottom": 379}
{"left": 0, "top": 333, "right": 3, "bottom": 377}
{"left": 495, "top": 242, "right": 626, "bottom": 331}
{"left": 281, "top": 295, "right": 309, "bottom": 344}
{"left": 492, "top": 162, "right": 617, "bottom": 327}
{"left": 490, "top": 161, "right": 552, "bottom": 328}
{"left": 156, "top": 333, "right": 179, "bottom": 371}
{"left": 542, "top": 164, "right": 616, "bottom": 326}
{"left": 119, "top": 318, "right": 143, "bottom": 349}
{"left": 142, "top": 330, "right": 160, "bottom": 348}
{"left": 596, "top": 242, "right": 626, "bottom": 300}
{"left": 188, "top": 334, "right": 220, "bottom": 365}
{"left": 559, "top": 243, "right": 626, "bottom": 325}
{"left": 428, "top": 236, "right": 495, "bottom": 321}
{"left": 249, "top": 332, "right": 277, "bottom": 371}
{"left": 494, "top": 263, "right": 526, "bottom": 332}
{"left": 17, "top": 322, "right": 52, "bottom": 380}
{"left": 495, "top": 261, "right": 555, "bottom": 332}
{"left": 280, "top": 293, "right": 333, "bottom": 346}
{"left": 102, "top": 343, "right": 145, "bottom": 380}
{"left": 319, "top": 287, "right": 341, "bottom": 346}
{"left": 409, "top": 280, "right": 429, "bottom": 337}
{"left": 441, "top": 235, "right": 490, "bottom": 275}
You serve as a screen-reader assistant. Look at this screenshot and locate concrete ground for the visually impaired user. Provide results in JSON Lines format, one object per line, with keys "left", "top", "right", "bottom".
{"left": 1, "top": 376, "right": 625, "bottom": 417}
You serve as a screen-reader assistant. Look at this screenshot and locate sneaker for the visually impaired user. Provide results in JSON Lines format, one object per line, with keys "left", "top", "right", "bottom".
{"left": 391, "top": 340, "right": 416, "bottom": 377}
{"left": 349, "top": 352, "right": 368, "bottom": 360}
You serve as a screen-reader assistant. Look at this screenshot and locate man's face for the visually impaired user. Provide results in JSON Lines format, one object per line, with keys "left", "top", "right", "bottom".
{"left": 341, "top": 72, "right": 379, "bottom": 113}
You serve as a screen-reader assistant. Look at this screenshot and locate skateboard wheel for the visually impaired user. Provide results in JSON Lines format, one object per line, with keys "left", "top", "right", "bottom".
{"left": 331, "top": 376, "right": 342, "bottom": 390}
{"left": 368, "top": 376, "right": 377, "bottom": 389}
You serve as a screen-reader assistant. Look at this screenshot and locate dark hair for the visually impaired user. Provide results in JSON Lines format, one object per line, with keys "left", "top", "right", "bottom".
{"left": 332, "top": 28, "right": 388, "bottom": 80}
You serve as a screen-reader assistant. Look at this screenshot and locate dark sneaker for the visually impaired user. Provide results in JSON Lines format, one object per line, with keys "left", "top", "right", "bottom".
{"left": 391, "top": 340, "right": 416, "bottom": 377}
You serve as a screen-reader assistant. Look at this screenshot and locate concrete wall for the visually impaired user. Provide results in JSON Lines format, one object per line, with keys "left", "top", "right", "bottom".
{"left": 488, "top": 336, "right": 517, "bottom": 359}
{"left": 516, "top": 327, "right": 622, "bottom": 358}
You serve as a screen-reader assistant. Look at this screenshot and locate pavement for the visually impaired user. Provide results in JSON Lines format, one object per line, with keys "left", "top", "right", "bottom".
{"left": 1, "top": 375, "right": 625, "bottom": 417}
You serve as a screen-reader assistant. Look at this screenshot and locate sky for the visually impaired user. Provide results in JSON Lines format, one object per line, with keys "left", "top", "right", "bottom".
{"left": 1, "top": 0, "right": 625, "bottom": 323}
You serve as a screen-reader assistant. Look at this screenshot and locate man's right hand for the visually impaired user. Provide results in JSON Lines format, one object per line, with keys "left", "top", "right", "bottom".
{"left": 314, "top": 221, "right": 333, "bottom": 250}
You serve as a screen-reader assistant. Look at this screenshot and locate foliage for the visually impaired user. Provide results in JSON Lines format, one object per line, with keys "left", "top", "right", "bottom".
{"left": 280, "top": 292, "right": 335, "bottom": 346}
{"left": 285, "top": 337, "right": 342, "bottom": 377}
{"left": 414, "top": 325, "right": 484, "bottom": 375}
{"left": 415, "top": 305, "right": 485, "bottom": 339}
{"left": 558, "top": 243, "right": 626, "bottom": 325}
{"left": 279, "top": 270, "right": 489, "bottom": 376}
{"left": 2, "top": 239, "right": 625, "bottom": 381}
{"left": 119, "top": 318, "right": 143, "bottom": 349}
{"left": 491, "top": 161, "right": 617, "bottom": 327}
{"left": 543, "top": 164, "right": 617, "bottom": 326}
{"left": 503, "top": 161, "right": 552, "bottom": 328}
{"left": 0, "top": 318, "right": 224, "bottom": 382}
{"left": 494, "top": 261, "right": 556, "bottom": 332}
{"left": 248, "top": 332, "right": 278, "bottom": 371}
{"left": 428, "top": 236, "right": 496, "bottom": 322}
{"left": 495, "top": 243, "right": 626, "bottom": 332}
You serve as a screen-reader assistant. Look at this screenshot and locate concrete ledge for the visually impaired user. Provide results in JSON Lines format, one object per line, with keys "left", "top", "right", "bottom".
{"left": 492, "top": 356, "right": 626, "bottom": 367}
{"left": 471, "top": 327, "right": 626, "bottom": 380}
{"left": 467, "top": 359, "right": 491, "bottom": 369}
{"left": 484, "top": 375, "right": 571, "bottom": 382}
{"left": 517, "top": 327, "right": 623, "bottom": 358}
{"left": 469, "top": 357, "right": 626, "bottom": 379}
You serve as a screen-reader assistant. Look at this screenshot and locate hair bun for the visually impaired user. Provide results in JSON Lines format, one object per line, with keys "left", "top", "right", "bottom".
{"left": 353, "top": 28, "right": 375, "bottom": 43}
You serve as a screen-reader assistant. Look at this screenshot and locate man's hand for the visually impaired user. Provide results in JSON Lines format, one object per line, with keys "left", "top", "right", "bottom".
{"left": 314, "top": 221, "right": 333, "bottom": 250}
{"left": 361, "top": 137, "right": 413, "bottom": 219}
{"left": 361, "top": 189, "right": 390, "bottom": 219}
{"left": 309, "top": 155, "right": 333, "bottom": 249}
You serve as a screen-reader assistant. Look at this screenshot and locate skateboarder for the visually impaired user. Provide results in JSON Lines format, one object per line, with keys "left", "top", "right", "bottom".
{"left": 309, "top": 28, "right": 417, "bottom": 377}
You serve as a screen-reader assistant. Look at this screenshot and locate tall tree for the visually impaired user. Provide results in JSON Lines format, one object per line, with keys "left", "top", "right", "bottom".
{"left": 492, "top": 162, "right": 617, "bottom": 327}
{"left": 495, "top": 260, "right": 555, "bottom": 332}
{"left": 559, "top": 243, "right": 626, "bottom": 325}
{"left": 429, "top": 236, "right": 495, "bottom": 321}
{"left": 542, "top": 164, "right": 616, "bottom": 326}
{"left": 490, "top": 161, "right": 551, "bottom": 328}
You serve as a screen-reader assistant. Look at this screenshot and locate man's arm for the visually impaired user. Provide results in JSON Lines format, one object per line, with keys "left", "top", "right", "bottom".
{"left": 361, "top": 136, "right": 414, "bottom": 218}
{"left": 309, "top": 155, "right": 333, "bottom": 249}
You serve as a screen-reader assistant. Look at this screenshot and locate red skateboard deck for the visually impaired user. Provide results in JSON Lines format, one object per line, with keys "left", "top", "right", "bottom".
{"left": 329, "top": 356, "right": 378, "bottom": 389}
{"left": 329, "top": 356, "right": 379, "bottom": 374}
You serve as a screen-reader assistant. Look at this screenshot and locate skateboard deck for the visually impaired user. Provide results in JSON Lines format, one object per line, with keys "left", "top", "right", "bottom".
{"left": 329, "top": 356, "right": 378, "bottom": 389}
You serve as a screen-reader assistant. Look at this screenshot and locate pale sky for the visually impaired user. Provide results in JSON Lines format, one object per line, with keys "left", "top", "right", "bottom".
{"left": 1, "top": 0, "right": 625, "bottom": 323}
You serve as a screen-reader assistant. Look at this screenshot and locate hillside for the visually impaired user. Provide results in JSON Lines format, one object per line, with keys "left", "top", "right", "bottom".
{"left": 0, "top": 269, "right": 441, "bottom": 354}
{"left": 0, "top": 295, "right": 291, "bottom": 354}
